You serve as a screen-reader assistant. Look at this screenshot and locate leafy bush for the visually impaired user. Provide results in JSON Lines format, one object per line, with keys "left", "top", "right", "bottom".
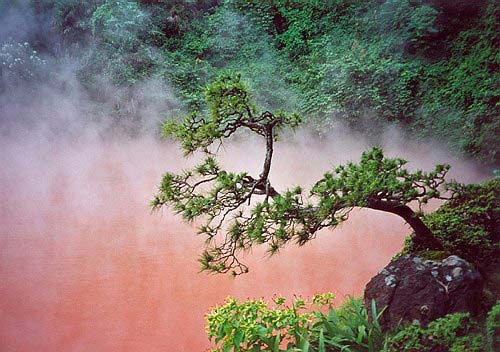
{"left": 415, "top": 1, "right": 499, "bottom": 164}
{"left": 230, "top": 0, "right": 361, "bottom": 57}
{"left": 386, "top": 312, "right": 485, "bottom": 352}
{"left": 311, "top": 297, "right": 386, "bottom": 352}
{"left": 406, "top": 179, "right": 500, "bottom": 267}
{"left": 206, "top": 294, "right": 319, "bottom": 352}
{"left": 85, "top": 0, "right": 163, "bottom": 85}
{"left": 206, "top": 294, "right": 386, "bottom": 352}
{"left": 486, "top": 302, "right": 500, "bottom": 352}
{"left": 207, "top": 295, "right": 497, "bottom": 352}
{"left": 204, "top": 6, "right": 296, "bottom": 112}
{"left": 49, "top": 0, "right": 101, "bottom": 46}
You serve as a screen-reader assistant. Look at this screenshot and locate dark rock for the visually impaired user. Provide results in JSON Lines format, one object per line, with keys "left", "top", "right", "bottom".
{"left": 364, "top": 254, "right": 484, "bottom": 331}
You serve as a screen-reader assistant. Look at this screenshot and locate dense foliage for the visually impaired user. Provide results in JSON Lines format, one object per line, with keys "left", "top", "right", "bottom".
{"left": 206, "top": 294, "right": 387, "bottom": 352}
{"left": 207, "top": 294, "right": 500, "bottom": 352}
{"left": 403, "top": 178, "right": 500, "bottom": 268}
{"left": 4, "top": 0, "right": 498, "bottom": 165}
{"left": 386, "top": 312, "right": 485, "bottom": 352}
{"left": 487, "top": 302, "right": 500, "bottom": 352}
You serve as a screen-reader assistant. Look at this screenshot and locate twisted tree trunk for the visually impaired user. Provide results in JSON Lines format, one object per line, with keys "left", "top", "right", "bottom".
{"left": 367, "top": 199, "right": 442, "bottom": 250}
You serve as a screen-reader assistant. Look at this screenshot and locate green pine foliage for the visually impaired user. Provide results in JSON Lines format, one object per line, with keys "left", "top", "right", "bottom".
{"left": 153, "top": 73, "right": 454, "bottom": 274}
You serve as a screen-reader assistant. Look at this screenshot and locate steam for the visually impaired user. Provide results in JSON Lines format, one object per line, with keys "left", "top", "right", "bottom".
{"left": 0, "top": 129, "right": 408, "bottom": 351}
{"left": 0, "top": 99, "right": 485, "bottom": 351}
{"left": 0, "top": 2, "right": 489, "bottom": 351}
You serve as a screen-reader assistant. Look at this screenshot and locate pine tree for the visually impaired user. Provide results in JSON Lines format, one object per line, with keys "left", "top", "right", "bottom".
{"left": 153, "top": 73, "right": 456, "bottom": 275}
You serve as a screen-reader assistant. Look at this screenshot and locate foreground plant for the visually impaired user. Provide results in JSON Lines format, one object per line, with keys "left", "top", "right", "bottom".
{"left": 206, "top": 295, "right": 317, "bottom": 352}
{"left": 312, "top": 297, "right": 386, "bottom": 352}
{"left": 207, "top": 296, "right": 499, "bottom": 352}
{"left": 387, "top": 312, "right": 485, "bottom": 352}
{"left": 206, "top": 293, "right": 386, "bottom": 352}
{"left": 153, "top": 73, "right": 459, "bottom": 275}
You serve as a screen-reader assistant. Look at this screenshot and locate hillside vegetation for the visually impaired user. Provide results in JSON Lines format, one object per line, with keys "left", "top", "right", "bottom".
{"left": 3, "top": 0, "right": 499, "bottom": 165}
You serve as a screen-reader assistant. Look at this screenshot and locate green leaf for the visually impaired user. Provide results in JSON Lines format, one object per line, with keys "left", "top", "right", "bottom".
{"left": 301, "top": 340, "right": 310, "bottom": 352}
{"left": 273, "top": 333, "right": 281, "bottom": 352}
{"left": 318, "top": 329, "right": 326, "bottom": 352}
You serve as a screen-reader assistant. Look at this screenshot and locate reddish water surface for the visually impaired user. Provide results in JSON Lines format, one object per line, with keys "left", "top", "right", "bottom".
{"left": 0, "top": 135, "right": 414, "bottom": 351}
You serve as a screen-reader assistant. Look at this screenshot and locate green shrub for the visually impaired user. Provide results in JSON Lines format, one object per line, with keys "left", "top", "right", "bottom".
{"left": 486, "top": 302, "right": 500, "bottom": 352}
{"left": 425, "top": 179, "right": 499, "bottom": 266}
{"left": 206, "top": 295, "right": 495, "bottom": 352}
{"left": 311, "top": 297, "right": 386, "bottom": 352}
{"left": 387, "top": 312, "right": 484, "bottom": 352}
{"left": 206, "top": 294, "right": 386, "bottom": 352}
{"left": 403, "top": 179, "right": 499, "bottom": 267}
{"left": 206, "top": 294, "right": 318, "bottom": 352}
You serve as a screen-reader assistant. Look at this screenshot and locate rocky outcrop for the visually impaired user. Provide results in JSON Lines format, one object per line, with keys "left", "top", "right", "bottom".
{"left": 364, "top": 254, "right": 484, "bottom": 331}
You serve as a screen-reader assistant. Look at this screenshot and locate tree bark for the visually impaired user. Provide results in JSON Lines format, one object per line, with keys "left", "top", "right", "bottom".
{"left": 260, "top": 125, "right": 274, "bottom": 181}
{"left": 367, "top": 199, "right": 443, "bottom": 250}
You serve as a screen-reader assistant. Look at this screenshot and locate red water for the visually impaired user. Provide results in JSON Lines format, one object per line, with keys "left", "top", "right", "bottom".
{"left": 0, "top": 134, "right": 432, "bottom": 351}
